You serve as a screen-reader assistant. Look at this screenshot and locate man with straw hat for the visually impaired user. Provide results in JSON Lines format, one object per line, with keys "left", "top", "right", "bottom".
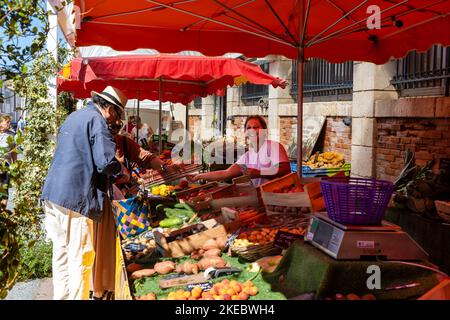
{"left": 41, "top": 86, "right": 128, "bottom": 300}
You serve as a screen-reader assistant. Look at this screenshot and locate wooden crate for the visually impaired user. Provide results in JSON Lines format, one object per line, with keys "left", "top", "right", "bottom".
{"left": 259, "top": 173, "right": 312, "bottom": 215}
{"left": 153, "top": 218, "right": 240, "bottom": 258}
{"left": 175, "top": 181, "right": 219, "bottom": 199}
{"left": 209, "top": 184, "right": 260, "bottom": 210}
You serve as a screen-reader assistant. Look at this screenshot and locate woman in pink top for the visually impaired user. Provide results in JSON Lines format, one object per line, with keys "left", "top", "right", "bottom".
{"left": 191, "top": 116, "right": 291, "bottom": 187}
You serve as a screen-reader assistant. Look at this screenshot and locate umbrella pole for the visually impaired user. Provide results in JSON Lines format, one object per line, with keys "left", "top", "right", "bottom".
{"left": 137, "top": 91, "right": 140, "bottom": 145}
{"left": 185, "top": 104, "right": 189, "bottom": 145}
{"left": 159, "top": 77, "right": 163, "bottom": 155}
{"left": 297, "top": 46, "right": 304, "bottom": 177}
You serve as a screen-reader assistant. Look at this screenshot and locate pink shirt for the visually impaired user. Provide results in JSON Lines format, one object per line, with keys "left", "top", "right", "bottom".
{"left": 236, "top": 140, "right": 290, "bottom": 186}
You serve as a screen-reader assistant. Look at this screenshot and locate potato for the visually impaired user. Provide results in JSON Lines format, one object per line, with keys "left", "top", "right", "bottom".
{"left": 130, "top": 268, "right": 156, "bottom": 279}
{"left": 154, "top": 261, "right": 176, "bottom": 275}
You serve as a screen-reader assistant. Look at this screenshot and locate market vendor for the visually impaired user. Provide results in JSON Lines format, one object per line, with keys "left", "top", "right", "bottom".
{"left": 190, "top": 115, "right": 291, "bottom": 187}
{"left": 91, "top": 120, "right": 180, "bottom": 300}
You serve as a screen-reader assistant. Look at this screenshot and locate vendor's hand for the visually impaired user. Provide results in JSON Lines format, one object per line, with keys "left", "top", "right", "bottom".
{"left": 246, "top": 168, "right": 261, "bottom": 179}
{"left": 186, "top": 173, "right": 201, "bottom": 182}
{"left": 166, "top": 163, "right": 184, "bottom": 174}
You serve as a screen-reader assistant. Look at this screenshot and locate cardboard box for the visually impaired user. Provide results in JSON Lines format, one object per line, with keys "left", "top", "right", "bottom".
{"left": 153, "top": 218, "right": 240, "bottom": 257}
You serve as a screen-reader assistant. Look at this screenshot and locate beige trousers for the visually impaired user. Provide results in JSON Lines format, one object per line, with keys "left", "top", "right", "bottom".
{"left": 44, "top": 200, "right": 95, "bottom": 300}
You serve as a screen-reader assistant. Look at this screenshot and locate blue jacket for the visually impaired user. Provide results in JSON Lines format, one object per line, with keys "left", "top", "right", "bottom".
{"left": 41, "top": 102, "right": 121, "bottom": 221}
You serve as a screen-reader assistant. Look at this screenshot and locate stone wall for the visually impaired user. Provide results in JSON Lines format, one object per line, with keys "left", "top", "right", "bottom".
{"left": 376, "top": 118, "right": 450, "bottom": 182}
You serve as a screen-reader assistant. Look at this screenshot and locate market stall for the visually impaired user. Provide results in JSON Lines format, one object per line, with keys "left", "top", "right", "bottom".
{"left": 113, "top": 171, "right": 448, "bottom": 301}
{"left": 51, "top": 0, "right": 450, "bottom": 300}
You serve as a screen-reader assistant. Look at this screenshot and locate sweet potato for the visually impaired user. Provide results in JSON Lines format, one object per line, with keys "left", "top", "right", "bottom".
{"left": 190, "top": 249, "right": 204, "bottom": 260}
{"left": 197, "top": 257, "right": 227, "bottom": 270}
{"left": 130, "top": 268, "right": 156, "bottom": 279}
{"left": 203, "top": 248, "right": 222, "bottom": 258}
{"left": 126, "top": 262, "right": 143, "bottom": 273}
{"left": 176, "top": 261, "right": 199, "bottom": 274}
{"left": 154, "top": 261, "right": 176, "bottom": 274}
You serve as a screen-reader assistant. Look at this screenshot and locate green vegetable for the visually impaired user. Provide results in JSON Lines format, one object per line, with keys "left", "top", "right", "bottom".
{"left": 164, "top": 208, "right": 194, "bottom": 219}
{"left": 174, "top": 203, "right": 195, "bottom": 213}
{"left": 159, "top": 217, "right": 183, "bottom": 228}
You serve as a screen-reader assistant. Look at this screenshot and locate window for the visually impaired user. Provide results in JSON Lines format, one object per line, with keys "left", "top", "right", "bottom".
{"left": 291, "top": 59, "right": 353, "bottom": 102}
{"left": 391, "top": 45, "right": 450, "bottom": 97}
{"left": 193, "top": 97, "right": 202, "bottom": 108}
{"left": 240, "top": 61, "right": 269, "bottom": 105}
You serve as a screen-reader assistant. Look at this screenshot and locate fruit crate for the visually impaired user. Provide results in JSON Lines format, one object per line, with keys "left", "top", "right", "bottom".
{"left": 301, "top": 163, "right": 351, "bottom": 177}
{"left": 259, "top": 173, "right": 312, "bottom": 216}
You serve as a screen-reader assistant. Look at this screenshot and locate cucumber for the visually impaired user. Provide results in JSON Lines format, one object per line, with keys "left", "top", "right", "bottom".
{"left": 163, "top": 208, "right": 192, "bottom": 220}
{"left": 159, "top": 217, "right": 182, "bottom": 228}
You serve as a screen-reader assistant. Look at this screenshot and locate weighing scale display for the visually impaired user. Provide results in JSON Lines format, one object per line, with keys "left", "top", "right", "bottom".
{"left": 313, "top": 222, "right": 333, "bottom": 247}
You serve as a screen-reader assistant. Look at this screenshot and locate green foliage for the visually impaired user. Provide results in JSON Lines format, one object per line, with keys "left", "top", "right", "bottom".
{"left": 0, "top": 43, "right": 75, "bottom": 297}
{"left": 0, "top": 0, "right": 49, "bottom": 84}
{"left": 0, "top": 208, "right": 20, "bottom": 299}
{"left": 17, "top": 237, "right": 52, "bottom": 281}
{"left": 11, "top": 53, "right": 71, "bottom": 240}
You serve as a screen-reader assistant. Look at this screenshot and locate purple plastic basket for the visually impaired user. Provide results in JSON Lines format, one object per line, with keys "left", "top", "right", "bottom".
{"left": 320, "top": 177, "right": 394, "bottom": 225}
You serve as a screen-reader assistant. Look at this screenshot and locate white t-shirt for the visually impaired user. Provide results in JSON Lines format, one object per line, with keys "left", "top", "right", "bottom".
{"left": 236, "top": 140, "right": 290, "bottom": 186}
{"left": 131, "top": 124, "right": 150, "bottom": 145}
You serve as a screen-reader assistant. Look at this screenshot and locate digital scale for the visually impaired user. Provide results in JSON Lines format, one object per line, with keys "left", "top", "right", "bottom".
{"left": 305, "top": 213, "right": 429, "bottom": 261}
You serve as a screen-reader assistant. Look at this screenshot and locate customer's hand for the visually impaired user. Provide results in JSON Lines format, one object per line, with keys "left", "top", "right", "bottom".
{"left": 115, "top": 164, "right": 131, "bottom": 184}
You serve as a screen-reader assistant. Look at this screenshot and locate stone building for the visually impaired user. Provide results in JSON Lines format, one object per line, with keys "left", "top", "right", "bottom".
{"left": 179, "top": 46, "right": 450, "bottom": 181}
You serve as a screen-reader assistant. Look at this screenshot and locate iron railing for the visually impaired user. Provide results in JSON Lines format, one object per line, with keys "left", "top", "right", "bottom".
{"left": 291, "top": 59, "right": 353, "bottom": 102}
{"left": 241, "top": 61, "right": 269, "bottom": 105}
{"left": 391, "top": 45, "right": 450, "bottom": 97}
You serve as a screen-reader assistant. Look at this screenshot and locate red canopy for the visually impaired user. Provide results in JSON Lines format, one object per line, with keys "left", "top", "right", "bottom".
{"left": 73, "top": 0, "right": 450, "bottom": 64}
{"left": 58, "top": 54, "right": 287, "bottom": 104}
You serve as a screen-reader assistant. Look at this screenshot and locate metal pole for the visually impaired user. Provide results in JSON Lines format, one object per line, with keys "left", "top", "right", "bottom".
{"left": 185, "top": 104, "right": 189, "bottom": 142}
{"left": 297, "top": 0, "right": 305, "bottom": 177}
{"left": 159, "top": 77, "right": 163, "bottom": 155}
{"left": 136, "top": 91, "right": 140, "bottom": 145}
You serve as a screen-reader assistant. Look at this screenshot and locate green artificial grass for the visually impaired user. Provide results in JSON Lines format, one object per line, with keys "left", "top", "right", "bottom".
{"left": 263, "top": 241, "right": 440, "bottom": 300}
{"left": 129, "top": 241, "right": 440, "bottom": 300}
{"left": 131, "top": 254, "right": 287, "bottom": 300}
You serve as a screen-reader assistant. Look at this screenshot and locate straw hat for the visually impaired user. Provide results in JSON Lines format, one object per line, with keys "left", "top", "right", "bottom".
{"left": 91, "top": 86, "right": 128, "bottom": 111}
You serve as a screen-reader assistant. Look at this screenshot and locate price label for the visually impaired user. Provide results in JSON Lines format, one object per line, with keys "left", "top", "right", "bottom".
{"left": 274, "top": 231, "right": 303, "bottom": 249}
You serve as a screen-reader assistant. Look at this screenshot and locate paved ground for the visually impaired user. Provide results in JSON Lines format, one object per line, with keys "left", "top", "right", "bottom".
{"left": 5, "top": 278, "right": 53, "bottom": 300}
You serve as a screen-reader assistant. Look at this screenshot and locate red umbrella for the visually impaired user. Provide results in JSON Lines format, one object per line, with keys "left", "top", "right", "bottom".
{"left": 58, "top": 54, "right": 287, "bottom": 104}
{"left": 58, "top": 53, "right": 287, "bottom": 152}
{"left": 58, "top": 0, "right": 450, "bottom": 168}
